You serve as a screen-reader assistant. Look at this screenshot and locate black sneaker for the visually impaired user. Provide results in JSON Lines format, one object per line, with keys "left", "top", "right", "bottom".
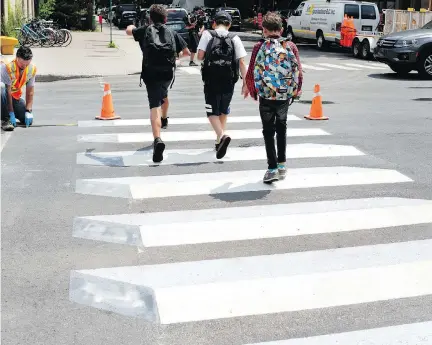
{"left": 216, "top": 135, "right": 231, "bottom": 159}
{"left": 189, "top": 61, "right": 198, "bottom": 66}
{"left": 161, "top": 117, "right": 169, "bottom": 129}
{"left": 152, "top": 137, "right": 166, "bottom": 163}
{"left": 1, "top": 120, "right": 14, "bottom": 131}
{"left": 263, "top": 169, "right": 279, "bottom": 184}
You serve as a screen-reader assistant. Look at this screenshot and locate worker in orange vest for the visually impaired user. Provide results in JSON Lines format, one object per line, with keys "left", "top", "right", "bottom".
{"left": 1, "top": 46, "right": 37, "bottom": 131}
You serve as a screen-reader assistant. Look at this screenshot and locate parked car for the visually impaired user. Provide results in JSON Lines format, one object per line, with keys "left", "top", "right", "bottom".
{"left": 374, "top": 20, "right": 432, "bottom": 79}
{"left": 214, "top": 7, "right": 242, "bottom": 31}
{"left": 167, "top": 8, "right": 188, "bottom": 23}
{"left": 118, "top": 10, "right": 136, "bottom": 29}
{"left": 165, "top": 20, "right": 190, "bottom": 46}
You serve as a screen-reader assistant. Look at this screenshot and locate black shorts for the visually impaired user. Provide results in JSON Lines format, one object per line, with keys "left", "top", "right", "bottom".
{"left": 189, "top": 31, "right": 199, "bottom": 53}
{"left": 204, "top": 85, "right": 234, "bottom": 116}
{"left": 144, "top": 79, "right": 172, "bottom": 109}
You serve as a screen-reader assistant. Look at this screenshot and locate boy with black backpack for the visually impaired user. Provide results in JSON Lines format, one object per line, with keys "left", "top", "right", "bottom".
{"left": 126, "top": 5, "right": 190, "bottom": 163}
{"left": 243, "top": 12, "right": 303, "bottom": 184}
{"left": 197, "top": 11, "right": 248, "bottom": 159}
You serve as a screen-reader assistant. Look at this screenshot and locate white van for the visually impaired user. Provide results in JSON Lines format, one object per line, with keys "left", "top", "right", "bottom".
{"left": 287, "top": 0, "right": 380, "bottom": 50}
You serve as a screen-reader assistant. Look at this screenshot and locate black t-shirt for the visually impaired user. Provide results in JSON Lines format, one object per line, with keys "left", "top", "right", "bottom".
{"left": 132, "top": 24, "right": 187, "bottom": 81}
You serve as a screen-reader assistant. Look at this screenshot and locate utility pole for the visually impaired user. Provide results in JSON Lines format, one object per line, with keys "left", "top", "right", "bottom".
{"left": 109, "top": 0, "right": 113, "bottom": 45}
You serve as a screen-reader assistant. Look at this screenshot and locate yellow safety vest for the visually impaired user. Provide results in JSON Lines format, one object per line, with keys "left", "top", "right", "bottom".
{"left": 5, "top": 60, "right": 37, "bottom": 100}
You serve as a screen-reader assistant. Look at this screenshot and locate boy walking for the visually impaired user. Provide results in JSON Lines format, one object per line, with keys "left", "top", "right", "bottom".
{"left": 126, "top": 5, "right": 190, "bottom": 163}
{"left": 197, "top": 11, "right": 248, "bottom": 159}
{"left": 244, "top": 12, "right": 303, "bottom": 183}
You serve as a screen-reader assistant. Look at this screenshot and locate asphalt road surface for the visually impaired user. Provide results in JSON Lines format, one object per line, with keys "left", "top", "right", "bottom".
{"left": 2, "top": 49, "right": 432, "bottom": 345}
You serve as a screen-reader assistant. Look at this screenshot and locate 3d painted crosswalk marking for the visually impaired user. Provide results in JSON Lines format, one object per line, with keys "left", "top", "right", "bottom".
{"left": 78, "top": 115, "right": 300, "bottom": 127}
{"left": 73, "top": 197, "right": 432, "bottom": 247}
{"left": 75, "top": 167, "right": 412, "bottom": 199}
{"left": 301, "top": 64, "right": 331, "bottom": 71}
{"left": 77, "top": 128, "right": 330, "bottom": 143}
{"left": 316, "top": 63, "right": 360, "bottom": 70}
{"left": 243, "top": 321, "right": 432, "bottom": 345}
{"left": 69, "top": 239, "right": 432, "bottom": 324}
{"left": 76, "top": 143, "right": 364, "bottom": 167}
{"left": 344, "top": 63, "right": 387, "bottom": 70}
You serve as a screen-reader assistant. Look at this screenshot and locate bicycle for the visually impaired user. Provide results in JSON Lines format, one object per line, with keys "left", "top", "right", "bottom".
{"left": 15, "top": 19, "right": 56, "bottom": 47}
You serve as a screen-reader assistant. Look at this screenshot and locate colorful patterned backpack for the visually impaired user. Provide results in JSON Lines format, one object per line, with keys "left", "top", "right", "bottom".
{"left": 254, "top": 38, "right": 300, "bottom": 101}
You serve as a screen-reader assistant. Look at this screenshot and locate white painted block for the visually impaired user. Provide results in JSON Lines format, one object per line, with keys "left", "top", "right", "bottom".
{"left": 316, "top": 63, "right": 360, "bottom": 70}
{"left": 243, "top": 321, "right": 432, "bottom": 345}
{"left": 77, "top": 128, "right": 330, "bottom": 143}
{"left": 301, "top": 64, "right": 330, "bottom": 71}
{"left": 76, "top": 143, "right": 365, "bottom": 167}
{"left": 343, "top": 63, "right": 387, "bottom": 70}
{"left": 78, "top": 115, "right": 300, "bottom": 127}
{"left": 73, "top": 197, "right": 432, "bottom": 247}
{"left": 69, "top": 239, "right": 432, "bottom": 323}
{"left": 178, "top": 66, "right": 201, "bottom": 74}
{"left": 75, "top": 167, "right": 412, "bottom": 200}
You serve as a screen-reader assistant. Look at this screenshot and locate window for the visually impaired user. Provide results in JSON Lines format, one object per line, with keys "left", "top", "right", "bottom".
{"left": 361, "top": 5, "right": 376, "bottom": 20}
{"left": 344, "top": 4, "right": 359, "bottom": 19}
{"left": 294, "top": 3, "right": 305, "bottom": 16}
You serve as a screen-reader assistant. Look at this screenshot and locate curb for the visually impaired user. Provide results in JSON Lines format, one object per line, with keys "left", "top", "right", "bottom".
{"left": 37, "top": 75, "right": 101, "bottom": 82}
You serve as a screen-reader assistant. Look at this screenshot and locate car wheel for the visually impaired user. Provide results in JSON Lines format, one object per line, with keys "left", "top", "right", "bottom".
{"left": 360, "top": 40, "right": 370, "bottom": 59}
{"left": 418, "top": 49, "right": 432, "bottom": 80}
{"left": 389, "top": 64, "right": 412, "bottom": 75}
{"left": 316, "top": 31, "right": 327, "bottom": 50}
{"left": 352, "top": 39, "right": 361, "bottom": 58}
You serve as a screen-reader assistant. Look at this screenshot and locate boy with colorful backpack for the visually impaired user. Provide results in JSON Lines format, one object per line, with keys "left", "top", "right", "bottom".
{"left": 243, "top": 12, "right": 303, "bottom": 184}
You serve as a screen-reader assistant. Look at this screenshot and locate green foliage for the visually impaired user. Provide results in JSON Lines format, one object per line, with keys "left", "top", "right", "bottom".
{"left": 107, "top": 41, "right": 117, "bottom": 48}
{"left": 1, "top": 0, "right": 26, "bottom": 37}
{"left": 39, "top": 0, "right": 57, "bottom": 19}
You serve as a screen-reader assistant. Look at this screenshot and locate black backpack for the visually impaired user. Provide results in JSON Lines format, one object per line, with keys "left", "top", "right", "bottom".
{"left": 142, "top": 24, "right": 177, "bottom": 73}
{"left": 201, "top": 30, "right": 239, "bottom": 85}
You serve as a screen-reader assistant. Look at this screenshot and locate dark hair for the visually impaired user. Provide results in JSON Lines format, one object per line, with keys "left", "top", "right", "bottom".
{"left": 262, "top": 12, "right": 282, "bottom": 32}
{"left": 215, "top": 18, "right": 231, "bottom": 26}
{"left": 16, "top": 46, "right": 33, "bottom": 60}
{"left": 149, "top": 4, "right": 167, "bottom": 24}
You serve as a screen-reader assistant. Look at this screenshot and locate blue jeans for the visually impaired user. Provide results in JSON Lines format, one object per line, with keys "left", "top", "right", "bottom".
{"left": 1, "top": 83, "right": 26, "bottom": 123}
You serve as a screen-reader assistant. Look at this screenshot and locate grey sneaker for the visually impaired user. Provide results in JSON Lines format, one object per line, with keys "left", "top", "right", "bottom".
{"left": 263, "top": 169, "right": 279, "bottom": 184}
{"left": 278, "top": 163, "right": 287, "bottom": 180}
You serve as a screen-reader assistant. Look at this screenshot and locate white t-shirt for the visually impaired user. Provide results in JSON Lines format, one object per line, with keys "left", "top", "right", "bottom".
{"left": 197, "top": 28, "right": 247, "bottom": 60}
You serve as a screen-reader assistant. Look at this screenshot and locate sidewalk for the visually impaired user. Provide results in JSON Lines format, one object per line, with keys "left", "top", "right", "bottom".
{"left": 21, "top": 23, "right": 142, "bottom": 78}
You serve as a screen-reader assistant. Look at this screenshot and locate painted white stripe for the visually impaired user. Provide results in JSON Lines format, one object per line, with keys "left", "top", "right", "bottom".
{"left": 77, "top": 128, "right": 329, "bottom": 143}
{"left": 69, "top": 239, "right": 432, "bottom": 323}
{"left": 78, "top": 115, "right": 301, "bottom": 127}
{"left": 243, "top": 321, "right": 432, "bottom": 345}
{"left": 75, "top": 167, "right": 412, "bottom": 199}
{"left": 76, "top": 143, "right": 364, "bottom": 167}
{"left": 73, "top": 197, "right": 432, "bottom": 247}
{"left": 103, "top": 90, "right": 111, "bottom": 96}
{"left": 316, "top": 63, "right": 360, "bottom": 70}
{"left": 343, "top": 63, "right": 387, "bottom": 70}
{"left": 301, "top": 63, "right": 331, "bottom": 71}
{"left": 1, "top": 132, "right": 12, "bottom": 152}
{"left": 178, "top": 67, "right": 201, "bottom": 74}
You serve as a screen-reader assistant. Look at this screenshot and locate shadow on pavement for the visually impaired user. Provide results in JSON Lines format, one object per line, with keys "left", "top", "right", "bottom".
{"left": 367, "top": 72, "right": 428, "bottom": 81}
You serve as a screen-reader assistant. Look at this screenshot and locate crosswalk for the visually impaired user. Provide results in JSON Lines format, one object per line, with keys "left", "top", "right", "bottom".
{"left": 176, "top": 61, "right": 389, "bottom": 75}
{"left": 69, "top": 75, "right": 432, "bottom": 344}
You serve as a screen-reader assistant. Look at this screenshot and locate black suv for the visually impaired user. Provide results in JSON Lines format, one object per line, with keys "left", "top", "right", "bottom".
{"left": 215, "top": 7, "right": 242, "bottom": 31}
{"left": 374, "top": 20, "right": 432, "bottom": 79}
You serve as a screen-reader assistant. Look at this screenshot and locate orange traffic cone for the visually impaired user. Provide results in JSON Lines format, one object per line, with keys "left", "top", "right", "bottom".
{"left": 304, "top": 84, "right": 328, "bottom": 120}
{"left": 95, "top": 83, "right": 120, "bottom": 120}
